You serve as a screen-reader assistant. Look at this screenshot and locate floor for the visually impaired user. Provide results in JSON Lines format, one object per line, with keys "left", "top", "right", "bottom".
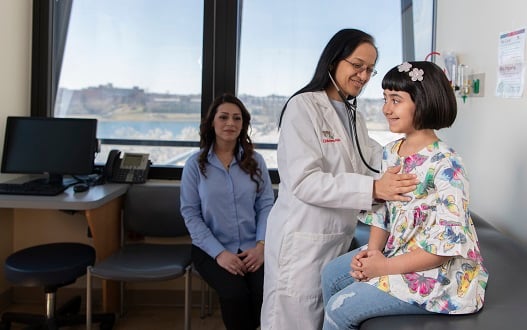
{"left": 1, "top": 303, "right": 226, "bottom": 330}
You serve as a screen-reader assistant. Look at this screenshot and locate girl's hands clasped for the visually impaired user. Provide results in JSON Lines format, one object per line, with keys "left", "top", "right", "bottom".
{"left": 350, "top": 249, "right": 388, "bottom": 282}
{"left": 350, "top": 250, "right": 369, "bottom": 281}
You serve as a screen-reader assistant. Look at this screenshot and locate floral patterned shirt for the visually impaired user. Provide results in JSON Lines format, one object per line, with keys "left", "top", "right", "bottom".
{"left": 359, "top": 139, "right": 488, "bottom": 314}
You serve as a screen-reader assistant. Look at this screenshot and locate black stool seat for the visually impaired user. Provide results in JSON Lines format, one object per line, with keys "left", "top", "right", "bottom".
{"left": 1, "top": 242, "right": 115, "bottom": 329}
{"left": 5, "top": 242, "right": 95, "bottom": 291}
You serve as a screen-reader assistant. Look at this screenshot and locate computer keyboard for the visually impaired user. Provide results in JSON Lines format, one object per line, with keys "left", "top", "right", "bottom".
{"left": 0, "top": 182, "right": 68, "bottom": 196}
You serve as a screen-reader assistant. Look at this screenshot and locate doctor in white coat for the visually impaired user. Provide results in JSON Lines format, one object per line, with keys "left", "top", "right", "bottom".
{"left": 261, "top": 29, "right": 419, "bottom": 330}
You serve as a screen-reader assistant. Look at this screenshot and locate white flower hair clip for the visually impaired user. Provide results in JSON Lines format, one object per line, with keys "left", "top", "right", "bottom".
{"left": 409, "top": 68, "right": 424, "bottom": 81}
{"left": 398, "top": 62, "right": 412, "bottom": 72}
{"left": 397, "top": 62, "right": 424, "bottom": 81}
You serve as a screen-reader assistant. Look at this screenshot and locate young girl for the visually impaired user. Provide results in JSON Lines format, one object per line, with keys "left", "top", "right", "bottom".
{"left": 321, "top": 61, "right": 488, "bottom": 329}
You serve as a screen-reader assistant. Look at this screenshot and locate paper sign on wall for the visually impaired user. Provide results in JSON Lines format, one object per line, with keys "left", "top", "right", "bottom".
{"left": 496, "top": 28, "right": 525, "bottom": 98}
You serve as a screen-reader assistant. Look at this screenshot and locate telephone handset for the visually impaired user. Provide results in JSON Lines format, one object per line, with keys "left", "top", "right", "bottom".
{"left": 104, "top": 150, "right": 151, "bottom": 183}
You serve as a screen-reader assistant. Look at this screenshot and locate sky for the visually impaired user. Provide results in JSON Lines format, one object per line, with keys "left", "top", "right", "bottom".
{"left": 59, "top": 1, "right": 431, "bottom": 99}
{"left": 238, "top": 0, "right": 403, "bottom": 98}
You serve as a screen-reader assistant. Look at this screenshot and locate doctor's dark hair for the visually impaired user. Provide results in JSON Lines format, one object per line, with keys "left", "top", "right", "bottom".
{"left": 278, "top": 28, "right": 378, "bottom": 127}
{"left": 382, "top": 61, "right": 457, "bottom": 130}
{"left": 198, "top": 93, "right": 263, "bottom": 191}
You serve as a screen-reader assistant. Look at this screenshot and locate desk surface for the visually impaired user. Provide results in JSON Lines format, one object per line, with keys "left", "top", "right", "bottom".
{"left": 0, "top": 183, "right": 129, "bottom": 210}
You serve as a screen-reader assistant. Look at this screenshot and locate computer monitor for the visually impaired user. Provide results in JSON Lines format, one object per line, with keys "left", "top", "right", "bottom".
{"left": 1, "top": 116, "right": 98, "bottom": 185}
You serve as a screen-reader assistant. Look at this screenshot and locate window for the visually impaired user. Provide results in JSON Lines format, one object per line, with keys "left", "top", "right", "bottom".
{"left": 237, "top": 0, "right": 418, "bottom": 166}
{"left": 53, "top": 0, "right": 204, "bottom": 168}
{"left": 32, "top": 0, "right": 436, "bottom": 182}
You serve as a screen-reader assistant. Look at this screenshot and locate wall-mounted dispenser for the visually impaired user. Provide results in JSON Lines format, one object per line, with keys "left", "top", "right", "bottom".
{"left": 442, "top": 52, "right": 484, "bottom": 103}
{"left": 468, "top": 73, "right": 485, "bottom": 97}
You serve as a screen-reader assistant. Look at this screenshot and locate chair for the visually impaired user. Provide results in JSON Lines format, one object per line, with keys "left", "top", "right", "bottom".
{"left": 192, "top": 268, "right": 214, "bottom": 319}
{"left": 0, "top": 242, "right": 115, "bottom": 329}
{"left": 86, "top": 183, "right": 193, "bottom": 330}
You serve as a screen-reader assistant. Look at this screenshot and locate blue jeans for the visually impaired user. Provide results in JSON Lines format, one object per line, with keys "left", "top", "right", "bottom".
{"left": 321, "top": 248, "right": 432, "bottom": 330}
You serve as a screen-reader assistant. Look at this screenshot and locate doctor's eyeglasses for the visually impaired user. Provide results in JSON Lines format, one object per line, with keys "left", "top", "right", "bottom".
{"left": 342, "top": 59, "right": 378, "bottom": 77}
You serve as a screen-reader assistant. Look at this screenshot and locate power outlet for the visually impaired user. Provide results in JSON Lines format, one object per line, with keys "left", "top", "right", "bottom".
{"left": 468, "top": 73, "right": 485, "bottom": 97}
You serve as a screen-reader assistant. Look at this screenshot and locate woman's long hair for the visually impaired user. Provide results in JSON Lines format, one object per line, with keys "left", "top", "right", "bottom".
{"left": 198, "top": 93, "right": 263, "bottom": 191}
{"left": 278, "top": 28, "right": 377, "bottom": 127}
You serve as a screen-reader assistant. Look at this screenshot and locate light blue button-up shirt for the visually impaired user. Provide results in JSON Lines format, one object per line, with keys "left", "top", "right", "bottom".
{"left": 180, "top": 147, "right": 275, "bottom": 259}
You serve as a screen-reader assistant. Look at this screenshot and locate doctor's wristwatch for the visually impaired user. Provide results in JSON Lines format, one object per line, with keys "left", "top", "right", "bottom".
{"left": 257, "top": 240, "right": 265, "bottom": 246}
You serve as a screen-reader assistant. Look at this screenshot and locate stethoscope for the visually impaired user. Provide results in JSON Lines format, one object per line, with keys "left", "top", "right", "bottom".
{"left": 328, "top": 71, "right": 380, "bottom": 174}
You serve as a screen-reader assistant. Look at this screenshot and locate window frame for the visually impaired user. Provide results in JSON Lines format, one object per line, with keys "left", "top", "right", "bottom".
{"left": 31, "top": 0, "right": 435, "bottom": 184}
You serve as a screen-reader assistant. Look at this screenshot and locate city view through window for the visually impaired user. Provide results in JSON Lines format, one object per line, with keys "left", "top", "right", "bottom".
{"left": 55, "top": 1, "right": 432, "bottom": 169}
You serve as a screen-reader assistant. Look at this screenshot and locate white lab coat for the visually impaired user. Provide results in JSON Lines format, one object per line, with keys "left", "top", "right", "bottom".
{"left": 261, "top": 91, "right": 382, "bottom": 330}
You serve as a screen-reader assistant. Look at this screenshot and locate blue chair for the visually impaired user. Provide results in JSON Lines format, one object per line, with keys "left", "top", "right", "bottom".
{"left": 0, "top": 242, "right": 115, "bottom": 329}
{"left": 86, "top": 183, "right": 193, "bottom": 330}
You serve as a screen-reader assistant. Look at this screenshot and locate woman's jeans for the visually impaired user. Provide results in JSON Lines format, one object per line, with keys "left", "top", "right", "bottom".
{"left": 321, "top": 248, "right": 432, "bottom": 330}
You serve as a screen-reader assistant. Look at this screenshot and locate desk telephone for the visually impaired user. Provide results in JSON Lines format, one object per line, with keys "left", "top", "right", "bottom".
{"left": 104, "top": 150, "right": 151, "bottom": 183}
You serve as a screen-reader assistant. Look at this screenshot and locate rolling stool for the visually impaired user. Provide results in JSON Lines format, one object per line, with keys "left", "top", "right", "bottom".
{"left": 0, "top": 242, "right": 115, "bottom": 330}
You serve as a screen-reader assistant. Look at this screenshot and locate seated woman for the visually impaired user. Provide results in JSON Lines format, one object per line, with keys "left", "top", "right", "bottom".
{"left": 180, "top": 93, "right": 275, "bottom": 330}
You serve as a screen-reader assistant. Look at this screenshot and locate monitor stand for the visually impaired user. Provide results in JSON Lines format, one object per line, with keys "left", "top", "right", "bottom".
{"left": 25, "top": 174, "right": 69, "bottom": 187}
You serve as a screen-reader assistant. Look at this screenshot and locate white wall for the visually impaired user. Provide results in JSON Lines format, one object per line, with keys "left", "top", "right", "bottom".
{"left": 436, "top": 0, "right": 527, "bottom": 248}
{"left": 0, "top": 0, "right": 31, "bottom": 293}
{"left": 0, "top": 0, "right": 31, "bottom": 184}
{"left": 0, "top": 0, "right": 31, "bottom": 130}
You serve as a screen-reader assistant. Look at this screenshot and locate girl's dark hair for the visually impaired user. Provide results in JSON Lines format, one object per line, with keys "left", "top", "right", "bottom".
{"left": 198, "top": 93, "right": 263, "bottom": 191}
{"left": 382, "top": 61, "right": 457, "bottom": 130}
{"left": 278, "top": 28, "right": 378, "bottom": 127}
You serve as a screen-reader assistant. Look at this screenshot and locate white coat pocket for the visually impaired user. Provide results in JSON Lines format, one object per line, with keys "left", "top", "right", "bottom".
{"left": 281, "top": 231, "right": 352, "bottom": 299}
